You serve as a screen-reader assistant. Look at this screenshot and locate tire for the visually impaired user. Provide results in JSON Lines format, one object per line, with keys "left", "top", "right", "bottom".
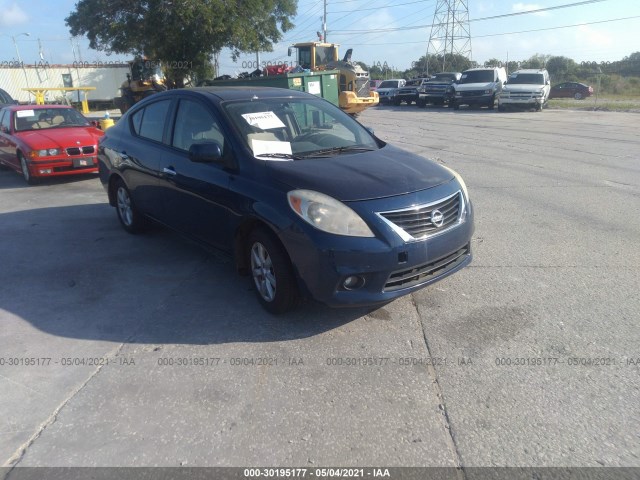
{"left": 393, "top": 98, "right": 401, "bottom": 106}
{"left": 452, "top": 102, "right": 459, "bottom": 110}
{"left": 574, "top": 92, "right": 583, "bottom": 100}
{"left": 417, "top": 99, "right": 426, "bottom": 108}
{"left": 247, "top": 228, "right": 299, "bottom": 314}
{"left": 113, "top": 178, "right": 148, "bottom": 234}
{"left": 488, "top": 95, "right": 496, "bottom": 110}
{"left": 498, "top": 104, "right": 506, "bottom": 112}
{"left": 19, "top": 152, "right": 37, "bottom": 185}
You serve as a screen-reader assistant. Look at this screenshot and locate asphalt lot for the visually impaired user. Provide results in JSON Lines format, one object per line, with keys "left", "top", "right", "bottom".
{"left": 1, "top": 105, "right": 639, "bottom": 476}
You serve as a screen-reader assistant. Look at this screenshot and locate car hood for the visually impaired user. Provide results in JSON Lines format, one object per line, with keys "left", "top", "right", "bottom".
{"left": 265, "top": 144, "right": 453, "bottom": 202}
{"left": 456, "top": 82, "right": 495, "bottom": 91}
{"left": 17, "top": 127, "right": 102, "bottom": 148}
{"left": 504, "top": 84, "right": 545, "bottom": 92}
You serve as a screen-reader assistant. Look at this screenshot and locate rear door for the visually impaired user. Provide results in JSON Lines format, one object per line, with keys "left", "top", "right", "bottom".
{"left": 118, "top": 98, "right": 174, "bottom": 221}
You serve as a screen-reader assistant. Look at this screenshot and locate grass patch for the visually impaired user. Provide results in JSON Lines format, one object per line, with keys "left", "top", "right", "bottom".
{"left": 547, "top": 95, "right": 640, "bottom": 112}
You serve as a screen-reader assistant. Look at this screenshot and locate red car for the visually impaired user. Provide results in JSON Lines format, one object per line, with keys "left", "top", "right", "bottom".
{"left": 549, "top": 82, "right": 594, "bottom": 100}
{"left": 0, "top": 105, "right": 103, "bottom": 184}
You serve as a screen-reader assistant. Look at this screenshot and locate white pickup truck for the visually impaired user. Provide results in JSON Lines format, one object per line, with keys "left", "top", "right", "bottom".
{"left": 498, "top": 69, "right": 550, "bottom": 111}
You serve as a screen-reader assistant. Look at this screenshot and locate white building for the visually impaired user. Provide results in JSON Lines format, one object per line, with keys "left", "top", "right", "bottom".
{"left": 0, "top": 63, "right": 130, "bottom": 104}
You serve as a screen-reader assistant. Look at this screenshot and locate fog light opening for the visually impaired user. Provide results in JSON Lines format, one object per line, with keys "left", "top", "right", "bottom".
{"left": 343, "top": 275, "right": 365, "bottom": 290}
{"left": 39, "top": 168, "right": 52, "bottom": 174}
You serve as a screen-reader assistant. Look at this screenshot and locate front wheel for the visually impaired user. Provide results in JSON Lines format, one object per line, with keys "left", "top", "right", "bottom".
{"left": 574, "top": 92, "right": 583, "bottom": 100}
{"left": 114, "top": 178, "right": 148, "bottom": 233}
{"left": 248, "top": 229, "right": 299, "bottom": 314}
{"left": 19, "top": 153, "right": 37, "bottom": 185}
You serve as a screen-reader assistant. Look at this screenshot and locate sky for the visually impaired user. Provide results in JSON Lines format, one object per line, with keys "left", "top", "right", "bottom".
{"left": 1, "top": 0, "right": 639, "bottom": 75}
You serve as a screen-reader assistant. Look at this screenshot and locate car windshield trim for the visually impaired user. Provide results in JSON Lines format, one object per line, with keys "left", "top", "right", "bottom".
{"left": 13, "top": 108, "right": 90, "bottom": 132}
{"left": 223, "top": 97, "right": 380, "bottom": 161}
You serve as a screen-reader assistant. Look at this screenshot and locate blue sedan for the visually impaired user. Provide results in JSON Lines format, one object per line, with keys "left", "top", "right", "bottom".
{"left": 98, "top": 87, "right": 474, "bottom": 313}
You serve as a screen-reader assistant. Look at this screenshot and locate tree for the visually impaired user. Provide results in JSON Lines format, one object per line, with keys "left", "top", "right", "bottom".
{"left": 545, "top": 56, "right": 577, "bottom": 83}
{"left": 66, "top": 0, "right": 297, "bottom": 87}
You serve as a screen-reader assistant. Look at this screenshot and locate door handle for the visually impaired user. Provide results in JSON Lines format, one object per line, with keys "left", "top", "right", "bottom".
{"left": 163, "top": 167, "right": 177, "bottom": 176}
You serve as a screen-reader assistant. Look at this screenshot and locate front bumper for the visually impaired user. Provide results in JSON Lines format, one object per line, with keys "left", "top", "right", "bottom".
{"left": 454, "top": 93, "right": 495, "bottom": 106}
{"left": 499, "top": 97, "right": 544, "bottom": 106}
{"left": 27, "top": 155, "right": 98, "bottom": 178}
{"left": 279, "top": 186, "right": 475, "bottom": 307}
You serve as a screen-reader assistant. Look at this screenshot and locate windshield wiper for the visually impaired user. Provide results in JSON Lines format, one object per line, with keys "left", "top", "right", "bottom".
{"left": 298, "top": 146, "right": 375, "bottom": 158}
{"left": 254, "top": 152, "right": 301, "bottom": 160}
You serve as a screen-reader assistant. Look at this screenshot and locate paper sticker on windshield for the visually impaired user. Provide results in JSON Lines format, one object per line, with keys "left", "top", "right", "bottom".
{"left": 252, "top": 139, "right": 292, "bottom": 160}
{"left": 241, "top": 111, "right": 285, "bottom": 130}
{"left": 16, "top": 110, "right": 35, "bottom": 118}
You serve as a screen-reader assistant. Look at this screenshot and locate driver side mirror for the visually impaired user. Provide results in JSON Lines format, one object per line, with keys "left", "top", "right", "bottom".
{"left": 189, "top": 142, "right": 223, "bottom": 163}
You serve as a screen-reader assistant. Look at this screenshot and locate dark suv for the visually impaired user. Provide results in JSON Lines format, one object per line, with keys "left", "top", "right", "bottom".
{"left": 395, "top": 78, "right": 430, "bottom": 105}
{"left": 417, "top": 72, "right": 461, "bottom": 107}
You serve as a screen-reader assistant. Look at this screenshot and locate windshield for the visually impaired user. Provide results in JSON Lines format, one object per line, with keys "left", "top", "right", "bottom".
{"left": 459, "top": 70, "right": 495, "bottom": 84}
{"left": 508, "top": 73, "right": 545, "bottom": 85}
{"left": 13, "top": 108, "right": 90, "bottom": 132}
{"left": 224, "top": 97, "right": 380, "bottom": 160}
{"left": 379, "top": 81, "right": 400, "bottom": 88}
{"left": 432, "top": 73, "right": 457, "bottom": 82}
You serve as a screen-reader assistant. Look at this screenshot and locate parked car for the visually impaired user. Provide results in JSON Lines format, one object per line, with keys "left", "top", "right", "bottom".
{"left": 498, "top": 69, "right": 550, "bottom": 111}
{"left": 377, "top": 79, "right": 406, "bottom": 105}
{"left": 451, "top": 67, "right": 507, "bottom": 110}
{"left": 395, "top": 78, "right": 430, "bottom": 105}
{"left": 98, "top": 87, "right": 474, "bottom": 313}
{"left": 0, "top": 88, "right": 17, "bottom": 108}
{"left": 417, "top": 72, "right": 461, "bottom": 107}
{"left": 0, "top": 105, "right": 103, "bottom": 184}
{"left": 549, "top": 82, "right": 593, "bottom": 100}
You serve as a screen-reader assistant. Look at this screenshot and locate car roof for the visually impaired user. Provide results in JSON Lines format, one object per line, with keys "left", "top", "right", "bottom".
{"left": 180, "top": 86, "right": 316, "bottom": 102}
{"left": 6, "top": 104, "right": 75, "bottom": 112}
{"left": 512, "top": 69, "right": 547, "bottom": 74}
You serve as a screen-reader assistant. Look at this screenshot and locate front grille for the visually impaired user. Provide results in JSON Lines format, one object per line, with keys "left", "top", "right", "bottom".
{"left": 66, "top": 146, "right": 95, "bottom": 156}
{"left": 459, "top": 90, "right": 485, "bottom": 97}
{"left": 377, "top": 191, "right": 463, "bottom": 242}
{"left": 384, "top": 244, "right": 470, "bottom": 292}
{"left": 356, "top": 78, "right": 370, "bottom": 98}
{"left": 425, "top": 86, "right": 447, "bottom": 93}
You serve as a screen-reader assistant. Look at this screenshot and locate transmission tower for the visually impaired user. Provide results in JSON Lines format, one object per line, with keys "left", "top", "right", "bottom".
{"left": 425, "top": 0, "right": 472, "bottom": 74}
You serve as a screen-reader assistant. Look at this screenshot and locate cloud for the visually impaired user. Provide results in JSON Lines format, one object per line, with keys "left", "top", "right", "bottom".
{"left": 512, "top": 3, "right": 550, "bottom": 17}
{"left": 575, "top": 24, "right": 613, "bottom": 48}
{"left": 0, "top": 1, "right": 29, "bottom": 26}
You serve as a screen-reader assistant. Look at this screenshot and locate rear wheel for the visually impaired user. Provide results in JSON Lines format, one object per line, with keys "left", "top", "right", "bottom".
{"left": 248, "top": 228, "right": 299, "bottom": 314}
{"left": 114, "top": 178, "right": 148, "bottom": 233}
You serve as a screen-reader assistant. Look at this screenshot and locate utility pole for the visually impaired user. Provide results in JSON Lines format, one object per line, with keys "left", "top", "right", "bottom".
{"left": 425, "top": 0, "right": 472, "bottom": 74}
{"left": 323, "top": 0, "right": 327, "bottom": 42}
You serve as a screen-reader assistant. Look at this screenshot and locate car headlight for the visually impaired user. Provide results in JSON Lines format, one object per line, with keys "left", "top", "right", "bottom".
{"left": 34, "top": 148, "right": 61, "bottom": 157}
{"left": 484, "top": 89, "right": 493, "bottom": 95}
{"left": 287, "top": 190, "right": 374, "bottom": 237}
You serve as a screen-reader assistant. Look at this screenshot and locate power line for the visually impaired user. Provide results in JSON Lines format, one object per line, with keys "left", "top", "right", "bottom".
{"left": 339, "top": 15, "right": 640, "bottom": 45}
{"left": 329, "top": 0, "right": 612, "bottom": 34}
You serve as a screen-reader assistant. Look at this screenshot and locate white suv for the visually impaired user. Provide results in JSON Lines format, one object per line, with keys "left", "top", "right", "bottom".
{"left": 499, "top": 69, "right": 550, "bottom": 111}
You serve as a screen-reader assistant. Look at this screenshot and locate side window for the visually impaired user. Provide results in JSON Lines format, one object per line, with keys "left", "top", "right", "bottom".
{"left": 171, "top": 99, "right": 225, "bottom": 152}
{"left": 131, "top": 99, "right": 171, "bottom": 142}
{"left": 0, "top": 111, "right": 8, "bottom": 131}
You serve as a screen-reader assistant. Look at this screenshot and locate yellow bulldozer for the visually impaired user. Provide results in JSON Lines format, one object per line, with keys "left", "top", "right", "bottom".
{"left": 113, "top": 58, "right": 167, "bottom": 114}
{"left": 289, "top": 42, "right": 378, "bottom": 115}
